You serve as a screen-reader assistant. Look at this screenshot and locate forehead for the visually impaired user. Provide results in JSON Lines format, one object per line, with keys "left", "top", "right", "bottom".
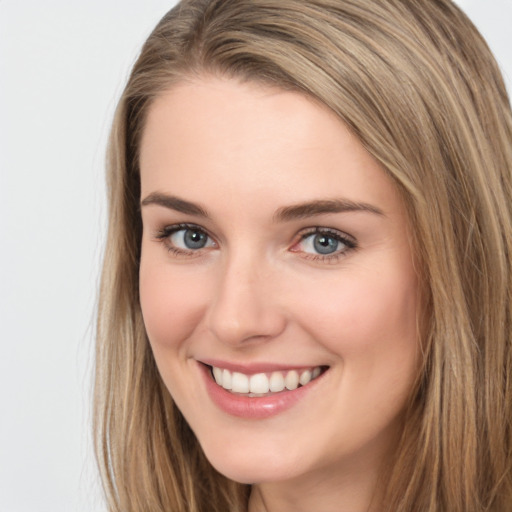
{"left": 139, "top": 78, "right": 342, "bottom": 173}
{"left": 139, "top": 77, "right": 404, "bottom": 219}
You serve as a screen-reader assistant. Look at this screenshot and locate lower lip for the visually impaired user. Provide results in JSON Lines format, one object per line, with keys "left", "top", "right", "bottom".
{"left": 199, "top": 363, "right": 325, "bottom": 419}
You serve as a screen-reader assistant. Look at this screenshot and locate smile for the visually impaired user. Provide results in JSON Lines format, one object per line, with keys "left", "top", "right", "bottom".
{"left": 210, "top": 365, "right": 325, "bottom": 396}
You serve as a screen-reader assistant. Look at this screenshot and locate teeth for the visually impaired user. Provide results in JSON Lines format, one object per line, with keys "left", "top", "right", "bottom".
{"left": 222, "top": 369, "right": 232, "bottom": 390}
{"left": 210, "top": 365, "right": 324, "bottom": 396}
{"left": 212, "top": 366, "right": 223, "bottom": 385}
{"left": 269, "top": 372, "right": 285, "bottom": 392}
{"left": 285, "top": 370, "right": 299, "bottom": 390}
{"left": 249, "top": 373, "right": 269, "bottom": 394}
{"left": 232, "top": 372, "right": 249, "bottom": 393}
{"left": 299, "top": 369, "right": 312, "bottom": 386}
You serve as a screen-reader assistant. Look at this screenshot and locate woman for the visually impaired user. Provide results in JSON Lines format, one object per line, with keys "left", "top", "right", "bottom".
{"left": 94, "top": 1, "right": 512, "bottom": 510}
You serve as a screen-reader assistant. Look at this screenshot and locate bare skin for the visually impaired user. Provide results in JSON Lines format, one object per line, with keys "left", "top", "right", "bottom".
{"left": 139, "top": 77, "right": 420, "bottom": 512}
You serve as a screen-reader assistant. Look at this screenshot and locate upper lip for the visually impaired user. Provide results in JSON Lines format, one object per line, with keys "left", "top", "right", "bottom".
{"left": 198, "top": 358, "right": 326, "bottom": 374}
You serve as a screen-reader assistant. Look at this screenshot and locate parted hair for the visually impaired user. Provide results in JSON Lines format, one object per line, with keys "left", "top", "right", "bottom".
{"left": 94, "top": 1, "right": 512, "bottom": 510}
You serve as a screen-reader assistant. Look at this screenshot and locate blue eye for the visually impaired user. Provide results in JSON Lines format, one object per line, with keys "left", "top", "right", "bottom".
{"left": 170, "top": 228, "right": 211, "bottom": 250}
{"left": 156, "top": 224, "right": 216, "bottom": 254}
{"left": 311, "top": 233, "right": 341, "bottom": 254}
{"left": 296, "top": 229, "right": 356, "bottom": 258}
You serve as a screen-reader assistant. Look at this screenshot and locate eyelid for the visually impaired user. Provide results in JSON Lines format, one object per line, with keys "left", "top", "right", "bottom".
{"left": 153, "top": 222, "right": 211, "bottom": 238}
{"left": 291, "top": 226, "right": 358, "bottom": 260}
{"left": 153, "top": 223, "right": 217, "bottom": 256}
{"left": 151, "top": 222, "right": 357, "bottom": 261}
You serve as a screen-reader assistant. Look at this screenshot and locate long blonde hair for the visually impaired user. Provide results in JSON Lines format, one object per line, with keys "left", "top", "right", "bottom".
{"left": 94, "top": 1, "right": 512, "bottom": 510}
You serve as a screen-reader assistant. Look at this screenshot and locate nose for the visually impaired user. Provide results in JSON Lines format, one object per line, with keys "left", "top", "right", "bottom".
{"left": 206, "top": 251, "right": 287, "bottom": 347}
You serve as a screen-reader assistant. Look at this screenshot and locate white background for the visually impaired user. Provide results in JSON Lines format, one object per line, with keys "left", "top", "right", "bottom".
{"left": 0, "top": 1, "right": 510, "bottom": 511}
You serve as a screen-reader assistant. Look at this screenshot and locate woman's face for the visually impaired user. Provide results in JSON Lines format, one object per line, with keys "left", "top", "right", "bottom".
{"left": 139, "top": 77, "right": 420, "bottom": 489}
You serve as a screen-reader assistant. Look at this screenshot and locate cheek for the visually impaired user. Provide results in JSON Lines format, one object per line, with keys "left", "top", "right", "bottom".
{"left": 139, "top": 259, "right": 207, "bottom": 352}
{"left": 293, "top": 264, "right": 419, "bottom": 360}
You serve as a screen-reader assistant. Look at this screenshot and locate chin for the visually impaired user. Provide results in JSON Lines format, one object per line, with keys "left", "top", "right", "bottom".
{"left": 199, "top": 436, "right": 308, "bottom": 484}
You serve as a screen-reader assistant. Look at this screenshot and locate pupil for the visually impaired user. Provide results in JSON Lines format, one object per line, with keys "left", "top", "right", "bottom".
{"left": 313, "top": 234, "right": 338, "bottom": 254}
{"left": 184, "top": 230, "right": 207, "bottom": 249}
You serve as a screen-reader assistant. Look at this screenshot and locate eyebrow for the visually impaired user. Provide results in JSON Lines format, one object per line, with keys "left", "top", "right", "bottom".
{"left": 141, "top": 192, "right": 209, "bottom": 217}
{"left": 274, "top": 199, "right": 384, "bottom": 222}
{"left": 140, "top": 192, "right": 384, "bottom": 221}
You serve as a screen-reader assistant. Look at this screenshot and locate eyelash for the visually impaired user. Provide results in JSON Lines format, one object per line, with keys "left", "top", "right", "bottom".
{"left": 154, "top": 223, "right": 215, "bottom": 257}
{"left": 153, "top": 223, "right": 357, "bottom": 262}
{"left": 292, "top": 227, "right": 357, "bottom": 263}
